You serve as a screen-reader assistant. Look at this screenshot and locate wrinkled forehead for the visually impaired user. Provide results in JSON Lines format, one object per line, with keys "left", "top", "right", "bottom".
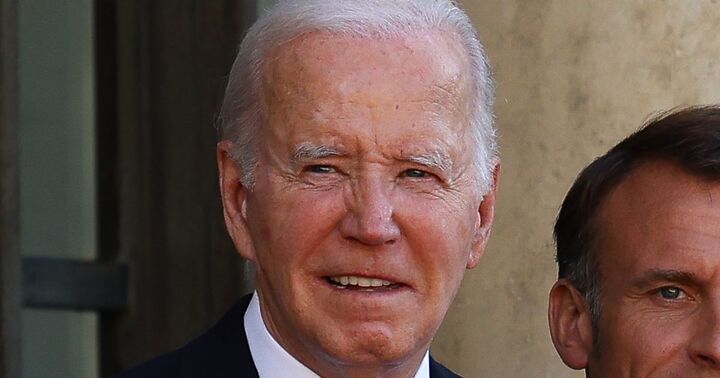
{"left": 261, "top": 30, "right": 472, "bottom": 112}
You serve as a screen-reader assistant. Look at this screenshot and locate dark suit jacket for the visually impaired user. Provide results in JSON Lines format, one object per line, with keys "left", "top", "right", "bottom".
{"left": 117, "top": 294, "right": 460, "bottom": 378}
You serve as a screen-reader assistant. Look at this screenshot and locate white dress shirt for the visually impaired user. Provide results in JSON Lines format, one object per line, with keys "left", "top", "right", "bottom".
{"left": 244, "top": 291, "right": 430, "bottom": 378}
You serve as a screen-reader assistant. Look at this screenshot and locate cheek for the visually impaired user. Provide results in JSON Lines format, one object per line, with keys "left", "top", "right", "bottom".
{"left": 396, "top": 196, "right": 476, "bottom": 280}
{"left": 632, "top": 323, "right": 689, "bottom": 364}
{"left": 404, "top": 194, "right": 474, "bottom": 242}
{"left": 250, "top": 186, "right": 346, "bottom": 262}
{"left": 595, "top": 310, "right": 689, "bottom": 374}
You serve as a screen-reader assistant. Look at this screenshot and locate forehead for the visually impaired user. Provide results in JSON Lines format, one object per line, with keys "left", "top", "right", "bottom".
{"left": 256, "top": 30, "right": 475, "bottom": 165}
{"left": 596, "top": 161, "right": 720, "bottom": 278}
{"left": 262, "top": 30, "right": 471, "bottom": 114}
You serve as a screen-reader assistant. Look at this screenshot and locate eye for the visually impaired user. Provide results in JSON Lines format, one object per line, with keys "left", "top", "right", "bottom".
{"left": 305, "top": 165, "right": 336, "bottom": 174}
{"left": 657, "top": 286, "right": 687, "bottom": 300}
{"left": 402, "top": 169, "right": 429, "bottom": 179}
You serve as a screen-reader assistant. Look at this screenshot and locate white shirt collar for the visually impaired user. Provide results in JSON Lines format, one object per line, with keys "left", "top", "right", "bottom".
{"left": 244, "top": 291, "right": 430, "bottom": 378}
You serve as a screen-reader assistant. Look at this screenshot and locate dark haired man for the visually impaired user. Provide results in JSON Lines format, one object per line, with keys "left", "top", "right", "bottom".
{"left": 549, "top": 106, "right": 720, "bottom": 376}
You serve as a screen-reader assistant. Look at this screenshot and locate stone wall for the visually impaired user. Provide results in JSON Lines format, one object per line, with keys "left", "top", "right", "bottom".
{"left": 433, "top": 1, "right": 720, "bottom": 376}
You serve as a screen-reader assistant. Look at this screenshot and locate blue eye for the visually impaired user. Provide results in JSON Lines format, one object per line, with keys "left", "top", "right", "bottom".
{"left": 307, "top": 165, "right": 336, "bottom": 174}
{"left": 403, "top": 169, "right": 428, "bottom": 178}
{"left": 658, "top": 286, "right": 684, "bottom": 300}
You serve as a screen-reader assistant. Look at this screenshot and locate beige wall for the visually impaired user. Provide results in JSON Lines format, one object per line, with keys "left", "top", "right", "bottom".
{"left": 432, "top": 1, "right": 720, "bottom": 377}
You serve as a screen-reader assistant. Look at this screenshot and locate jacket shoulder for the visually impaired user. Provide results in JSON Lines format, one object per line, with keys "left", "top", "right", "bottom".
{"left": 114, "top": 295, "right": 257, "bottom": 378}
{"left": 114, "top": 349, "right": 183, "bottom": 378}
{"left": 429, "top": 356, "right": 462, "bottom": 378}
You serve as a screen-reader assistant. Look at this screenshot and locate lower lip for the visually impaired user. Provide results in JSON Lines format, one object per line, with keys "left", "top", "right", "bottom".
{"left": 318, "top": 278, "right": 415, "bottom": 319}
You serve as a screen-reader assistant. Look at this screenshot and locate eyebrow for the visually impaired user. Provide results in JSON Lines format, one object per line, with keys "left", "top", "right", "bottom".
{"left": 630, "top": 269, "right": 699, "bottom": 288}
{"left": 291, "top": 143, "right": 345, "bottom": 164}
{"left": 400, "top": 150, "right": 454, "bottom": 173}
{"left": 290, "top": 142, "right": 454, "bottom": 173}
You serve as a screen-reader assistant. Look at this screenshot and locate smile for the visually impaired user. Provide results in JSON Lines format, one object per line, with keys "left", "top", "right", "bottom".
{"left": 326, "top": 275, "right": 399, "bottom": 289}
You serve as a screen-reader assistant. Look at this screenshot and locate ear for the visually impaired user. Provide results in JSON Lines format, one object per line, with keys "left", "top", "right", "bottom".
{"left": 548, "top": 279, "right": 595, "bottom": 370}
{"left": 466, "top": 162, "right": 500, "bottom": 269}
{"left": 217, "top": 141, "right": 257, "bottom": 262}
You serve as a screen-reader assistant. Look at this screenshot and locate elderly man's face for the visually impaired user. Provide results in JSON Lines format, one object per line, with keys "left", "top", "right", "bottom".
{"left": 551, "top": 161, "right": 720, "bottom": 377}
{"left": 219, "top": 31, "right": 496, "bottom": 374}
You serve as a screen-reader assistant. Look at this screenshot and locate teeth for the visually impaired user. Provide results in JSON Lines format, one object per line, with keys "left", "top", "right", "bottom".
{"left": 329, "top": 276, "right": 395, "bottom": 287}
{"left": 369, "top": 279, "right": 383, "bottom": 287}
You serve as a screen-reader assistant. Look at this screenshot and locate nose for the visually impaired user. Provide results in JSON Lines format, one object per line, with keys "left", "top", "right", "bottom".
{"left": 339, "top": 176, "right": 400, "bottom": 246}
{"left": 688, "top": 301, "right": 720, "bottom": 370}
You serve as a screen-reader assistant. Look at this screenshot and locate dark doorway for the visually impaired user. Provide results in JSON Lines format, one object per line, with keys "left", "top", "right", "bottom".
{"left": 1, "top": 1, "right": 258, "bottom": 376}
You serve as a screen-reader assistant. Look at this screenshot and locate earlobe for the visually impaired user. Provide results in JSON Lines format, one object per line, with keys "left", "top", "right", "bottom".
{"left": 217, "top": 141, "right": 257, "bottom": 261}
{"left": 467, "top": 162, "right": 500, "bottom": 269}
{"left": 548, "top": 279, "right": 594, "bottom": 370}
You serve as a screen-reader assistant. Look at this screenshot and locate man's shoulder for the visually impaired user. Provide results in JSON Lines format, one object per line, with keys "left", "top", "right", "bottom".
{"left": 429, "top": 356, "right": 462, "bottom": 378}
{"left": 115, "top": 294, "right": 258, "bottom": 378}
{"left": 114, "top": 349, "right": 184, "bottom": 378}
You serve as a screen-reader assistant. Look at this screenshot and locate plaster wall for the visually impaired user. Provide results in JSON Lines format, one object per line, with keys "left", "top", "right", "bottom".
{"left": 432, "top": 1, "right": 720, "bottom": 377}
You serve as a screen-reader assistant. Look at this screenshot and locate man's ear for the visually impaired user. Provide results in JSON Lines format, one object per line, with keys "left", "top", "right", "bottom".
{"left": 217, "top": 140, "right": 257, "bottom": 262}
{"left": 548, "top": 279, "right": 595, "bottom": 370}
{"left": 467, "top": 162, "right": 500, "bottom": 269}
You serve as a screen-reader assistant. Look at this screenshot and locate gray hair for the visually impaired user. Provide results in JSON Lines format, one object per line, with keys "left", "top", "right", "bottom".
{"left": 218, "top": 0, "right": 496, "bottom": 193}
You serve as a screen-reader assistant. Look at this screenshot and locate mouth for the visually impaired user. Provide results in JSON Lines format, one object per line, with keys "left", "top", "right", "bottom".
{"left": 325, "top": 275, "right": 404, "bottom": 291}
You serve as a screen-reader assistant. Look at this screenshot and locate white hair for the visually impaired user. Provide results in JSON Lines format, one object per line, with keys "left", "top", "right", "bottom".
{"left": 218, "top": 0, "right": 496, "bottom": 193}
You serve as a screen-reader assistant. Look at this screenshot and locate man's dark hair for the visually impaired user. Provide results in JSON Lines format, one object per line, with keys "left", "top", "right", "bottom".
{"left": 555, "top": 105, "right": 720, "bottom": 325}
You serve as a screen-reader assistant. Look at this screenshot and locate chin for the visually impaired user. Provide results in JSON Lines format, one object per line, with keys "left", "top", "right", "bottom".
{"left": 320, "top": 325, "right": 428, "bottom": 367}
